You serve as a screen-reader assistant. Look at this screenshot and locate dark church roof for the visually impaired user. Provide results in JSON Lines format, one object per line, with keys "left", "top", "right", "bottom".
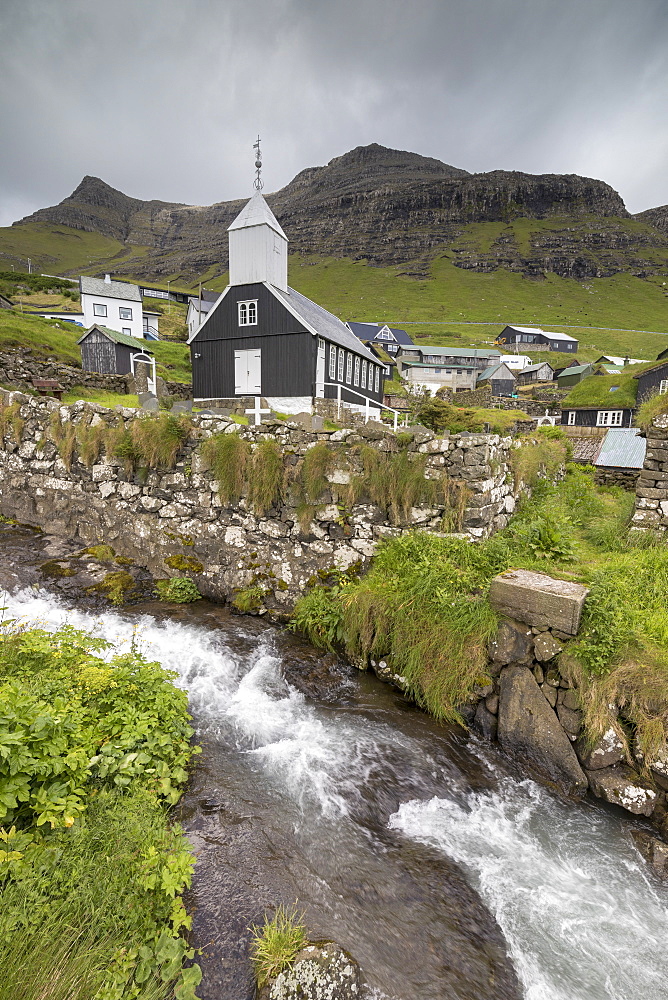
{"left": 274, "top": 287, "right": 378, "bottom": 361}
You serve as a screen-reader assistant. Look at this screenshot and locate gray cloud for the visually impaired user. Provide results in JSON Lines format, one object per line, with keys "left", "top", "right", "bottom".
{"left": 1, "top": 0, "right": 667, "bottom": 227}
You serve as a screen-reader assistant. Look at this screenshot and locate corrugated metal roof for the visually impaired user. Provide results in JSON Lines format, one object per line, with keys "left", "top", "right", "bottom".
{"left": 556, "top": 364, "right": 591, "bottom": 378}
{"left": 76, "top": 324, "right": 153, "bottom": 351}
{"left": 227, "top": 191, "right": 287, "bottom": 239}
{"left": 521, "top": 361, "right": 554, "bottom": 374}
{"left": 272, "top": 286, "right": 377, "bottom": 362}
{"left": 504, "top": 324, "right": 578, "bottom": 343}
{"left": 80, "top": 276, "right": 142, "bottom": 302}
{"left": 595, "top": 428, "right": 646, "bottom": 469}
{"left": 400, "top": 345, "right": 500, "bottom": 358}
{"left": 596, "top": 355, "right": 648, "bottom": 366}
{"left": 478, "top": 363, "right": 515, "bottom": 381}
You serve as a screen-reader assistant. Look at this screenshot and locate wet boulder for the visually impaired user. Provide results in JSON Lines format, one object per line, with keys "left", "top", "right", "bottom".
{"left": 473, "top": 701, "right": 498, "bottom": 741}
{"left": 258, "top": 942, "right": 361, "bottom": 1000}
{"left": 632, "top": 831, "right": 668, "bottom": 880}
{"left": 576, "top": 727, "right": 625, "bottom": 770}
{"left": 586, "top": 765, "right": 657, "bottom": 816}
{"left": 498, "top": 666, "right": 588, "bottom": 796}
{"left": 488, "top": 619, "right": 534, "bottom": 668}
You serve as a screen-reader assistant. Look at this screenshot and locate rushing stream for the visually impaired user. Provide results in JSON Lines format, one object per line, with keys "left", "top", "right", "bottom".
{"left": 2, "top": 529, "right": 668, "bottom": 1000}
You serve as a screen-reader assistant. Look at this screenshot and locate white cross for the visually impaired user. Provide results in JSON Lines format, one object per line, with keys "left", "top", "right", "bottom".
{"left": 245, "top": 397, "right": 272, "bottom": 426}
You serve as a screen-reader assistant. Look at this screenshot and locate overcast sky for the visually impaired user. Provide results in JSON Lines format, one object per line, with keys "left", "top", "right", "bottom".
{"left": 1, "top": 0, "right": 667, "bottom": 227}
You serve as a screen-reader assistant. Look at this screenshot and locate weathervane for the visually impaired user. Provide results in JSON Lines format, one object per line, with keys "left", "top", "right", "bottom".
{"left": 253, "top": 135, "right": 263, "bottom": 191}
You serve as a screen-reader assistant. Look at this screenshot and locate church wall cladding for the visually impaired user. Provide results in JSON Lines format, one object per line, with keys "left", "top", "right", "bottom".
{"left": 631, "top": 412, "right": 668, "bottom": 533}
{"left": 0, "top": 391, "right": 530, "bottom": 612}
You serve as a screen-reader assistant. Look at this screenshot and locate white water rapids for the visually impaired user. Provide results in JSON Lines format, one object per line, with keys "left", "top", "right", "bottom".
{"left": 5, "top": 586, "right": 668, "bottom": 1000}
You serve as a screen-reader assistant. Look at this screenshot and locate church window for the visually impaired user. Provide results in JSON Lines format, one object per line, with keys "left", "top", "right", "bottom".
{"left": 329, "top": 345, "right": 336, "bottom": 378}
{"left": 238, "top": 300, "right": 258, "bottom": 326}
{"left": 346, "top": 353, "right": 352, "bottom": 383}
{"left": 354, "top": 357, "right": 360, "bottom": 386}
{"left": 361, "top": 361, "right": 367, "bottom": 389}
{"left": 338, "top": 348, "right": 345, "bottom": 382}
{"left": 374, "top": 366, "right": 380, "bottom": 393}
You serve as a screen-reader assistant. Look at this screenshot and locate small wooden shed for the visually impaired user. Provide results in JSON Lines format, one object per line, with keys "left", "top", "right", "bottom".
{"left": 78, "top": 324, "right": 154, "bottom": 375}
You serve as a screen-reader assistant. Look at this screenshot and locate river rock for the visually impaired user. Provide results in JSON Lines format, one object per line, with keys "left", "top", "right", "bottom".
{"left": 488, "top": 619, "right": 534, "bottom": 667}
{"left": 533, "top": 632, "right": 563, "bottom": 662}
{"left": 556, "top": 704, "right": 582, "bottom": 739}
{"left": 541, "top": 684, "right": 557, "bottom": 708}
{"left": 497, "top": 666, "right": 588, "bottom": 795}
{"left": 474, "top": 701, "right": 498, "bottom": 741}
{"left": 632, "top": 831, "right": 668, "bottom": 880}
{"left": 576, "top": 727, "right": 625, "bottom": 770}
{"left": 489, "top": 570, "right": 589, "bottom": 636}
{"left": 257, "top": 942, "right": 361, "bottom": 1000}
{"left": 586, "top": 765, "right": 657, "bottom": 816}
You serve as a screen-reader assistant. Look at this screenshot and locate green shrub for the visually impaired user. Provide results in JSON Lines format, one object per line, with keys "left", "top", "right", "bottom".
{"left": 86, "top": 570, "right": 136, "bottom": 605}
{"left": 509, "top": 434, "right": 567, "bottom": 488}
{"left": 155, "top": 578, "right": 202, "bottom": 603}
{"left": 636, "top": 391, "right": 668, "bottom": 430}
{"left": 290, "top": 587, "right": 346, "bottom": 652}
{"left": 250, "top": 905, "right": 308, "bottom": 989}
{"left": 232, "top": 584, "right": 266, "bottom": 614}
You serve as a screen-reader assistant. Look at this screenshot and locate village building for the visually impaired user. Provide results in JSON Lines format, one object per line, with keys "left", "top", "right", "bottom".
{"left": 188, "top": 151, "right": 384, "bottom": 414}
{"left": 633, "top": 360, "right": 668, "bottom": 402}
{"left": 594, "top": 354, "right": 648, "bottom": 367}
{"left": 78, "top": 275, "right": 159, "bottom": 342}
{"left": 346, "top": 321, "right": 414, "bottom": 356}
{"left": 555, "top": 363, "right": 595, "bottom": 388}
{"left": 78, "top": 325, "right": 155, "bottom": 386}
{"left": 476, "top": 362, "right": 516, "bottom": 396}
{"left": 396, "top": 345, "right": 500, "bottom": 393}
{"left": 497, "top": 325, "right": 579, "bottom": 353}
{"left": 515, "top": 361, "right": 554, "bottom": 386}
{"left": 499, "top": 354, "right": 532, "bottom": 370}
{"left": 561, "top": 404, "right": 635, "bottom": 429}
{"left": 187, "top": 289, "right": 220, "bottom": 339}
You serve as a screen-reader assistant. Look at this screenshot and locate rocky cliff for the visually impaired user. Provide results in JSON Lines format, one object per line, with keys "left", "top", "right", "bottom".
{"left": 15, "top": 143, "right": 668, "bottom": 279}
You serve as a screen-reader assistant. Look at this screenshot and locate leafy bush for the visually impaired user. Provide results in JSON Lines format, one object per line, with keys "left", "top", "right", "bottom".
{"left": 0, "top": 622, "right": 201, "bottom": 998}
{"left": 155, "top": 577, "right": 202, "bottom": 603}
{"left": 250, "top": 905, "right": 308, "bottom": 989}
{"left": 231, "top": 584, "right": 266, "bottom": 614}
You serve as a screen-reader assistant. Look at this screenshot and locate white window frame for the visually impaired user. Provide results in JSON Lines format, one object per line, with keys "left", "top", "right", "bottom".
{"left": 329, "top": 344, "right": 336, "bottom": 379}
{"left": 354, "top": 357, "right": 360, "bottom": 386}
{"left": 238, "top": 299, "right": 258, "bottom": 326}
{"left": 596, "top": 410, "right": 623, "bottom": 427}
{"left": 337, "top": 348, "right": 344, "bottom": 382}
{"left": 346, "top": 353, "right": 352, "bottom": 384}
{"left": 659, "top": 379, "right": 668, "bottom": 395}
{"left": 375, "top": 366, "right": 380, "bottom": 393}
{"left": 119, "top": 306, "right": 133, "bottom": 320}
{"left": 93, "top": 303, "right": 107, "bottom": 317}
{"left": 567, "top": 411, "right": 576, "bottom": 426}
{"left": 361, "top": 360, "right": 367, "bottom": 389}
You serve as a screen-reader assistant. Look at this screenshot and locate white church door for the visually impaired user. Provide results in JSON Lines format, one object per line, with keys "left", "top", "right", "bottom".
{"left": 234, "top": 349, "right": 262, "bottom": 395}
{"left": 315, "top": 337, "right": 325, "bottom": 397}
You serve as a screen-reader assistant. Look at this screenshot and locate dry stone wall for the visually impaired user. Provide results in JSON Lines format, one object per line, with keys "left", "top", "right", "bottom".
{"left": 631, "top": 413, "right": 668, "bottom": 532}
{"left": 0, "top": 390, "right": 528, "bottom": 612}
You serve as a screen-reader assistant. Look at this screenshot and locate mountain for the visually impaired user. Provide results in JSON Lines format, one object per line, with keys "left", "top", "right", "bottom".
{"left": 634, "top": 204, "right": 668, "bottom": 236}
{"left": 10, "top": 143, "right": 668, "bottom": 282}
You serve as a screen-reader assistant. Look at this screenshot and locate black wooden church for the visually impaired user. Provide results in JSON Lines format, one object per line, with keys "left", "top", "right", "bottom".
{"left": 189, "top": 174, "right": 384, "bottom": 413}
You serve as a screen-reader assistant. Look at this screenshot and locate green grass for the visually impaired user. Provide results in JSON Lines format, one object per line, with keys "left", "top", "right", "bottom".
{"left": 291, "top": 464, "right": 668, "bottom": 757}
{"left": 63, "top": 386, "right": 139, "bottom": 407}
{"left": 0, "top": 222, "right": 152, "bottom": 277}
{"left": 560, "top": 365, "right": 656, "bottom": 408}
{"left": 250, "top": 905, "right": 308, "bottom": 989}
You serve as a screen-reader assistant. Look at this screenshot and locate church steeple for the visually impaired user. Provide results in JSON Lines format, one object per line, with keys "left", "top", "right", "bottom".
{"left": 227, "top": 137, "right": 288, "bottom": 291}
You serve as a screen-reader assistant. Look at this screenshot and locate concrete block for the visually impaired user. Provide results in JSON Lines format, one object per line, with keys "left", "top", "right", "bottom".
{"left": 489, "top": 569, "right": 589, "bottom": 636}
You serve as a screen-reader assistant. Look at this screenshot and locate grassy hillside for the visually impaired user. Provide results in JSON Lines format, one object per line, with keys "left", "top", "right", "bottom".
{"left": 0, "top": 222, "right": 153, "bottom": 277}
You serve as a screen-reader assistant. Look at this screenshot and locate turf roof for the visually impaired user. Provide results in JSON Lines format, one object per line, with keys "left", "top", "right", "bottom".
{"left": 561, "top": 362, "right": 657, "bottom": 408}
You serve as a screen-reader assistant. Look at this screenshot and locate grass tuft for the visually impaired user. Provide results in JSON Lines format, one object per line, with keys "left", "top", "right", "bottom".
{"left": 200, "top": 432, "right": 251, "bottom": 505}
{"left": 250, "top": 905, "right": 308, "bottom": 989}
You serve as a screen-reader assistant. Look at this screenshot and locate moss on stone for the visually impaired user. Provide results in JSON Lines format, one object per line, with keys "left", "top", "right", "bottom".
{"left": 39, "top": 559, "right": 76, "bottom": 578}
{"left": 87, "top": 570, "right": 136, "bottom": 606}
{"left": 81, "top": 544, "right": 116, "bottom": 561}
{"left": 164, "top": 554, "right": 203, "bottom": 573}
{"left": 232, "top": 584, "right": 266, "bottom": 614}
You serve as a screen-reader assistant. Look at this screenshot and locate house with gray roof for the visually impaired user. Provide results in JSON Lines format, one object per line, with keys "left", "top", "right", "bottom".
{"left": 476, "top": 362, "right": 516, "bottom": 396}
{"left": 79, "top": 274, "right": 158, "bottom": 341}
{"left": 346, "top": 321, "right": 414, "bottom": 356}
{"left": 497, "top": 325, "right": 579, "bottom": 353}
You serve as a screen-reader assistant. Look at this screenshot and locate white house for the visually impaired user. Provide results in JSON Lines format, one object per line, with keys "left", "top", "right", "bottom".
{"left": 187, "top": 290, "right": 220, "bottom": 339}
{"left": 79, "top": 275, "right": 158, "bottom": 341}
{"left": 500, "top": 354, "right": 532, "bottom": 371}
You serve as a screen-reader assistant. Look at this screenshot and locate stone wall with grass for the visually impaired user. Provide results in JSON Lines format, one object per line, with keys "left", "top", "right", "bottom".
{"left": 631, "top": 413, "right": 668, "bottom": 533}
{"left": 0, "top": 390, "right": 549, "bottom": 613}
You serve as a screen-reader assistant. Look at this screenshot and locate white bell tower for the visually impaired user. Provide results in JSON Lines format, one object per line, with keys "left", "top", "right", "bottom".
{"left": 227, "top": 137, "right": 288, "bottom": 291}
